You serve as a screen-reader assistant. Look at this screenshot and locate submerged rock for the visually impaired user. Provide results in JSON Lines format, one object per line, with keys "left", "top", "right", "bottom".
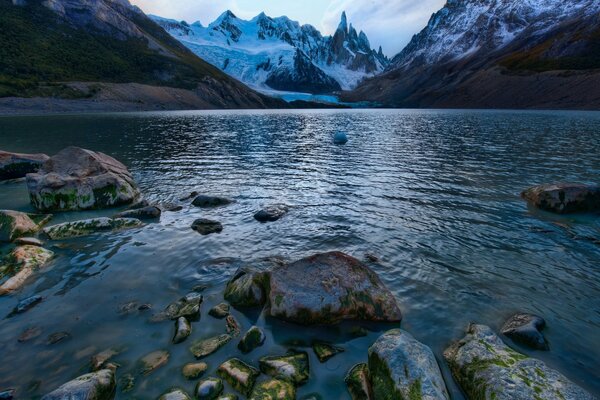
{"left": 312, "top": 342, "right": 344, "bottom": 363}
{"left": 190, "top": 334, "right": 232, "bottom": 359}
{"left": 217, "top": 359, "right": 260, "bottom": 397}
{"left": 173, "top": 317, "right": 192, "bottom": 344}
{"left": 249, "top": 379, "right": 295, "bottom": 400}
{"left": 47, "top": 331, "right": 71, "bottom": 345}
{"left": 444, "top": 324, "right": 594, "bottom": 400}
{"left": 501, "top": 313, "right": 549, "bottom": 350}
{"left": 40, "top": 369, "right": 115, "bottom": 400}
{"left": 139, "top": 350, "right": 169, "bottom": 375}
{"left": 118, "top": 374, "right": 135, "bottom": 393}
{"left": 344, "top": 363, "right": 372, "bottom": 400}
{"left": 18, "top": 326, "right": 43, "bottom": 342}
{"left": 0, "top": 210, "right": 51, "bottom": 242}
{"left": 0, "top": 150, "right": 48, "bottom": 181}
{"left": 159, "top": 388, "right": 191, "bottom": 400}
{"left": 369, "top": 329, "right": 449, "bottom": 400}
{"left": 44, "top": 218, "right": 143, "bottom": 240}
{"left": 153, "top": 291, "right": 203, "bottom": 322}
{"left": 224, "top": 267, "right": 269, "bottom": 308}
{"left": 192, "top": 219, "right": 223, "bottom": 235}
{"left": 26, "top": 146, "right": 141, "bottom": 211}
{"left": 114, "top": 206, "right": 161, "bottom": 220}
{"left": 333, "top": 132, "right": 348, "bottom": 145}
{"left": 183, "top": 362, "right": 208, "bottom": 380}
{"left": 254, "top": 205, "right": 289, "bottom": 223}
{"left": 0, "top": 245, "right": 54, "bottom": 295}
{"left": 209, "top": 303, "right": 230, "bottom": 319}
{"left": 259, "top": 351, "right": 310, "bottom": 386}
{"left": 192, "top": 195, "right": 232, "bottom": 208}
{"left": 238, "top": 326, "right": 266, "bottom": 354}
{"left": 522, "top": 183, "right": 600, "bottom": 214}
{"left": 226, "top": 315, "right": 242, "bottom": 337}
{"left": 195, "top": 378, "right": 224, "bottom": 400}
{"left": 0, "top": 389, "right": 15, "bottom": 400}
{"left": 91, "top": 349, "right": 120, "bottom": 371}
{"left": 8, "top": 295, "right": 42, "bottom": 317}
{"left": 268, "top": 252, "right": 402, "bottom": 325}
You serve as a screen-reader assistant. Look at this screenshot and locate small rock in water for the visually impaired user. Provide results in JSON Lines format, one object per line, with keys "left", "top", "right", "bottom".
{"left": 152, "top": 292, "right": 202, "bottom": 321}
{"left": 312, "top": 341, "right": 344, "bottom": 363}
{"left": 159, "top": 388, "right": 191, "bottom": 400}
{"left": 180, "top": 191, "right": 199, "bottom": 201}
{"left": 224, "top": 267, "right": 269, "bottom": 309}
{"left": 195, "top": 378, "right": 224, "bottom": 400}
{"left": 118, "top": 373, "right": 135, "bottom": 393}
{"left": 364, "top": 253, "right": 379, "bottom": 262}
{"left": 138, "top": 303, "right": 152, "bottom": 311}
{"left": 192, "top": 195, "right": 232, "bottom": 208}
{"left": 0, "top": 210, "right": 51, "bottom": 243}
{"left": 344, "top": 363, "right": 372, "bottom": 400}
{"left": 44, "top": 218, "right": 143, "bottom": 240}
{"left": 254, "top": 205, "right": 288, "bottom": 223}
{"left": 114, "top": 206, "right": 161, "bottom": 220}
{"left": 8, "top": 295, "right": 43, "bottom": 317}
{"left": 0, "top": 389, "right": 14, "bottom": 400}
{"left": 91, "top": 349, "right": 120, "bottom": 371}
{"left": 501, "top": 313, "right": 549, "bottom": 350}
{"left": 40, "top": 369, "right": 115, "bottom": 400}
{"left": 238, "top": 326, "right": 266, "bottom": 354}
{"left": 259, "top": 351, "right": 310, "bottom": 386}
{"left": 139, "top": 350, "right": 169, "bottom": 375}
{"left": 46, "top": 331, "right": 71, "bottom": 345}
{"left": 333, "top": 132, "right": 348, "bottom": 144}
{"left": 190, "top": 334, "right": 232, "bottom": 359}
{"left": 173, "top": 317, "right": 192, "bottom": 344}
{"left": 521, "top": 183, "right": 600, "bottom": 214}
{"left": 349, "top": 326, "right": 369, "bottom": 338}
{"left": 192, "top": 219, "right": 223, "bottom": 235}
{"left": 226, "top": 315, "right": 241, "bottom": 337}
{"left": 18, "top": 326, "right": 42, "bottom": 342}
{"left": 217, "top": 358, "right": 260, "bottom": 397}
{"left": 209, "top": 303, "right": 230, "bottom": 319}
{"left": 182, "top": 362, "right": 208, "bottom": 380}
{"left": 14, "top": 237, "right": 44, "bottom": 247}
{"left": 250, "top": 379, "right": 295, "bottom": 400}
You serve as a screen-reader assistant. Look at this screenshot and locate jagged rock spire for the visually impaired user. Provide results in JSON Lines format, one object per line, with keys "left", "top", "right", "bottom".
{"left": 337, "top": 11, "right": 348, "bottom": 34}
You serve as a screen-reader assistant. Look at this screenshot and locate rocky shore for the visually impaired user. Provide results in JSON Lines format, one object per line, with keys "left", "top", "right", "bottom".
{"left": 0, "top": 147, "right": 597, "bottom": 399}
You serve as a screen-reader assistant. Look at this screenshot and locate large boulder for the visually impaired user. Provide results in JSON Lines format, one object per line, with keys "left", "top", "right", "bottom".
{"left": 444, "top": 324, "right": 595, "bottom": 400}
{"left": 268, "top": 252, "right": 402, "bottom": 325}
{"left": 368, "top": 329, "right": 449, "bottom": 400}
{"left": 0, "top": 210, "right": 51, "bottom": 242}
{"left": 522, "top": 183, "right": 600, "bottom": 214}
{"left": 0, "top": 150, "right": 48, "bottom": 181}
{"left": 41, "top": 369, "right": 115, "bottom": 400}
{"left": 0, "top": 245, "right": 54, "bottom": 295}
{"left": 26, "top": 147, "right": 140, "bottom": 211}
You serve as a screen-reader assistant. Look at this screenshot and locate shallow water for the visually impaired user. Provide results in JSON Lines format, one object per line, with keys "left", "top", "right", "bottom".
{"left": 0, "top": 109, "right": 599, "bottom": 399}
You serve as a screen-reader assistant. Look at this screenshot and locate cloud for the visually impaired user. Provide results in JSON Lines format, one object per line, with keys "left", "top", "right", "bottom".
{"left": 322, "top": 0, "right": 446, "bottom": 56}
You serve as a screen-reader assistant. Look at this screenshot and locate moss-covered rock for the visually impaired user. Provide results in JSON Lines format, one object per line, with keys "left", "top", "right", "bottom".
{"left": 139, "top": 350, "right": 169, "bottom": 375}
{"left": 344, "top": 363, "right": 372, "bottom": 400}
{"left": 118, "top": 373, "right": 135, "bottom": 393}
{"left": 44, "top": 217, "right": 142, "bottom": 240}
{"left": 190, "top": 334, "right": 232, "bottom": 359}
{"left": 259, "top": 351, "right": 310, "bottom": 386}
{"left": 114, "top": 206, "right": 161, "bottom": 220}
{"left": 209, "top": 303, "right": 230, "bottom": 319}
{"left": 224, "top": 266, "right": 270, "bottom": 309}
{"left": 40, "top": 369, "right": 115, "bottom": 400}
{"left": 26, "top": 147, "right": 141, "bottom": 211}
{"left": 0, "top": 210, "right": 51, "bottom": 242}
{"left": 159, "top": 388, "right": 191, "bottom": 400}
{"left": 249, "top": 379, "right": 296, "bottom": 400}
{"left": 444, "top": 324, "right": 595, "bottom": 400}
{"left": 173, "top": 317, "right": 192, "bottom": 344}
{"left": 269, "top": 252, "right": 402, "bottom": 325}
{"left": 191, "top": 219, "right": 223, "bottom": 235}
{"left": 182, "top": 362, "right": 208, "bottom": 380}
{"left": 369, "top": 329, "right": 449, "bottom": 400}
{"left": 0, "top": 245, "right": 54, "bottom": 295}
{"left": 217, "top": 358, "right": 260, "bottom": 397}
{"left": 238, "top": 326, "right": 266, "bottom": 354}
{"left": 0, "top": 150, "right": 48, "bottom": 181}
{"left": 152, "top": 291, "right": 203, "bottom": 322}
{"left": 312, "top": 341, "right": 344, "bottom": 363}
{"left": 195, "top": 378, "right": 224, "bottom": 400}
{"left": 522, "top": 183, "right": 600, "bottom": 213}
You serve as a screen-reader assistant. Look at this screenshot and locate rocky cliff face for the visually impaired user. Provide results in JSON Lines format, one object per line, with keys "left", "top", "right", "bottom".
{"left": 344, "top": 0, "right": 600, "bottom": 109}
{"left": 152, "top": 11, "right": 389, "bottom": 94}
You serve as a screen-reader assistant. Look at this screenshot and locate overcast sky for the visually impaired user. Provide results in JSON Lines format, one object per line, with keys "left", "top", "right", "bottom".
{"left": 130, "top": 0, "right": 446, "bottom": 56}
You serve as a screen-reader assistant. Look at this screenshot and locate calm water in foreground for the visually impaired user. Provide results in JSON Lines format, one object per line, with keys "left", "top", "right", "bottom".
{"left": 0, "top": 109, "right": 599, "bottom": 399}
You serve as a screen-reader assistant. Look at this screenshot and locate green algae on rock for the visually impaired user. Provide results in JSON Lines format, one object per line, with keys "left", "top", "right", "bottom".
{"left": 224, "top": 266, "right": 269, "bottom": 308}
{"left": 153, "top": 291, "right": 203, "bottom": 322}
{"left": 44, "top": 218, "right": 143, "bottom": 240}
{"left": 344, "top": 363, "right": 372, "bottom": 400}
{"left": 369, "top": 329, "right": 449, "bottom": 400}
{"left": 190, "top": 334, "right": 233, "bottom": 359}
{"left": 444, "top": 324, "right": 595, "bottom": 400}
{"left": 238, "top": 326, "right": 266, "bottom": 354}
{"left": 259, "top": 351, "right": 310, "bottom": 386}
{"left": 217, "top": 358, "right": 260, "bottom": 397}
{"left": 139, "top": 350, "right": 169, "bottom": 376}
{"left": 249, "top": 379, "right": 296, "bottom": 400}
{"left": 40, "top": 369, "right": 115, "bottom": 400}
{"left": 196, "top": 377, "right": 224, "bottom": 400}
{"left": 268, "top": 252, "right": 402, "bottom": 325}
{"left": 0, "top": 210, "right": 52, "bottom": 242}
{"left": 0, "top": 245, "right": 54, "bottom": 295}
{"left": 0, "top": 150, "right": 48, "bottom": 181}
{"left": 183, "top": 362, "right": 208, "bottom": 380}
{"left": 159, "top": 388, "right": 191, "bottom": 400}
{"left": 313, "top": 341, "right": 344, "bottom": 363}
{"left": 26, "top": 147, "right": 141, "bottom": 211}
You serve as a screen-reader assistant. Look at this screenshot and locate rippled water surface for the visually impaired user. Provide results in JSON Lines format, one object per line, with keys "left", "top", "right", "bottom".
{"left": 0, "top": 109, "right": 599, "bottom": 399}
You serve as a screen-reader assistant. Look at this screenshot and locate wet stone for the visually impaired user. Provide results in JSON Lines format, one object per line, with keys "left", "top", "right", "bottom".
{"left": 44, "top": 218, "right": 143, "bottom": 240}
{"left": 192, "top": 219, "right": 223, "bottom": 235}
{"left": 190, "top": 334, "right": 232, "bottom": 359}
{"left": 0, "top": 210, "right": 51, "bottom": 243}
{"left": 18, "top": 326, "right": 42, "bottom": 342}
{"left": 217, "top": 358, "right": 260, "bottom": 397}
{"left": 249, "top": 379, "right": 295, "bottom": 400}
{"left": 173, "top": 317, "right": 192, "bottom": 344}
{"left": 226, "top": 315, "right": 242, "bottom": 337}
{"left": 114, "top": 206, "right": 161, "bottom": 220}
{"left": 118, "top": 373, "right": 135, "bottom": 393}
{"left": 47, "top": 332, "right": 71, "bottom": 345}
{"left": 8, "top": 295, "right": 43, "bottom": 317}
{"left": 40, "top": 369, "right": 115, "bottom": 400}
{"left": 183, "top": 362, "right": 208, "bottom": 380}
{"left": 209, "top": 303, "right": 230, "bottom": 319}
{"left": 14, "top": 237, "right": 44, "bottom": 247}
{"left": 259, "top": 351, "right": 310, "bottom": 386}
{"left": 0, "top": 245, "right": 54, "bottom": 295}
{"left": 224, "top": 267, "right": 269, "bottom": 309}
{"left": 139, "top": 350, "right": 169, "bottom": 375}
{"left": 501, "top": 313, "right": 549, "bottom": 350}
{"left": 345, "top": 363, "right": 372, "bottom": 400}
{"left": 91, "top": 349, "right": 119, "bottom": 371}
{"left": 254, "top": 204, "right": 289, "bottom": 223}
{"left": 159, "top": 388, "right": 191, "bottom": 400}
{"left": 522, "top": 183, "right": 600, "bottom": 214}
{"left": 195, "top": 378, "right": 224, "bottom": 400}
{"left": 0, "top": 389, "right": 14, "bottom": 400}
{"left": 192, "top": 195, "right": 232, "bottom": 208}
{"left": 349, "top": 326, "right": 369, "bottom": 338}
{"left": 313, "top": 341, "right": 344, "bottom": 363}
{"left": 152, "top": 292, "right": 203, "bottom": 321}
{"left": 238, "top": 326, "right": 266, "bottom": 354}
